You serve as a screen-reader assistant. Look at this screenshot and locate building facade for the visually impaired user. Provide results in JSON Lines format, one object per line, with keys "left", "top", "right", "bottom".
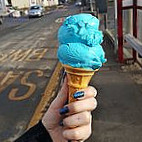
{"left": 11, "top": 0, "right": 58, "bottom": 9}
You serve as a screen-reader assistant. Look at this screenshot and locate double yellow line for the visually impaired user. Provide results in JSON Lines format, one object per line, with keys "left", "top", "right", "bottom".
{"left": 27, "top": 62, "right": 62, "bottom": 129}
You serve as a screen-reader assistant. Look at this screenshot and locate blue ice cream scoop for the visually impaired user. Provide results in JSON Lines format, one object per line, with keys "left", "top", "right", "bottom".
{"left": 58, "top": 43, "right": 106, "bottom": 70}
{"left": 57, "top": 13, "right": 106, "bottom": 70}
{"left": 58, "top": 13, "right": 103, "bottom": 47}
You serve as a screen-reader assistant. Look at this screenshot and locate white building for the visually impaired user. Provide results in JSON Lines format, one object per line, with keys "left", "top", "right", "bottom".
{"left": 11, "top": 0, "right": 58, "bottom": 9}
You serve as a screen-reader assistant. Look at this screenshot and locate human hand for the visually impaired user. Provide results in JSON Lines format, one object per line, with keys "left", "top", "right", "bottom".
{"left": 42, "top": 78, "right": 97, "bottom": 142}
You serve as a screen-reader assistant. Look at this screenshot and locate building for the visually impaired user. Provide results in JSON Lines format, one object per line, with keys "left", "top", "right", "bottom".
{"left": 8, "top": 0, "right": 58, "bottom": 9}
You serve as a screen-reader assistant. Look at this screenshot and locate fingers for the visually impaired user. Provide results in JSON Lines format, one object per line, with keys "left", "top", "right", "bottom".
{"left": 61, "top": 86, "right": 97, "bottom": 115}
{"left": 73, "top": 86, "right": 97, "bottom": 100}
{"left": 63, "top": 111, "right": 91, "bottom": 128}
{"left": 83, "top": 86, "right": 97, "bottom": 98}
{"left": 59, "top": 77, "right": 68, "bottom": 96}
{"left": 50, "top": 77, "right": 68, "bottom": 109}
{"left": 59, "top": 86, "right": 96, "bottom": 141}
{"left": 63, "top": 123, "right": 92, "bottom": 141}
{"left": 65, "top": 97, "right": 97, "bottom": 115}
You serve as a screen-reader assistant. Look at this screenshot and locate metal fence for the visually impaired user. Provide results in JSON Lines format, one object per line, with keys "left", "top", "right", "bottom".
{"left": 137, "top": 10, "right": 142, "bottom": 41}
{"left": 123, "top": 9, "right": 142, "bottom": 42}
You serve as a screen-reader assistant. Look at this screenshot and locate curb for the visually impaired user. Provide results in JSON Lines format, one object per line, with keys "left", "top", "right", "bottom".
{"left": 27, "top": 62, "right": 62, "bottom": 129}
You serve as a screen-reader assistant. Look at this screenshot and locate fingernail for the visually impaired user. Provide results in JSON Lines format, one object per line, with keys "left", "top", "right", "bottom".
{"left": 73, "top": 91, "right": 84, "bottom": 99}
{"left": 59, "top": 121, "right": 64, "bottom": 126}
{"left": 68, "top": 141, "right": 71, "bottom": 142}
{"left": 59, "top": 106, "right": 69, "bottom": 115}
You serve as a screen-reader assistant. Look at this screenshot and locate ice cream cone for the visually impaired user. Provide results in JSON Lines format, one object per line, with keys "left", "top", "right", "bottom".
{"left": 63, "top": 64, "right": 99, "bottom": 103}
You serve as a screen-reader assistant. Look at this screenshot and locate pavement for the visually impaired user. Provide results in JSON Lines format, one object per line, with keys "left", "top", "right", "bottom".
{"left": 86, "top": 33, "right": 142, "bottom": 142}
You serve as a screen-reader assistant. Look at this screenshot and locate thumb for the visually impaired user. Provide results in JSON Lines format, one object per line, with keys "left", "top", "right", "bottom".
{"left": 51, "top": 77, "right": 68, "bottom": 109}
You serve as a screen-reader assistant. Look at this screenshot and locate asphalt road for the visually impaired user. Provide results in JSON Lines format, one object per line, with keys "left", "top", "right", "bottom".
{"left": 0, "top": 5, "right": 80, "bottom": 142}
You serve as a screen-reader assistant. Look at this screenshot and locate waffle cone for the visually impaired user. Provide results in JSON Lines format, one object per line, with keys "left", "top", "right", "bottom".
{"left": 63, "top": 64, "right": 99, "bottom": 103}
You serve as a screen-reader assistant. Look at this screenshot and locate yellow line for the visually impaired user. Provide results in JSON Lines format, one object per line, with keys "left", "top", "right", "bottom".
{"left": 27, "top": 62, "right": 62, "bottom": 129}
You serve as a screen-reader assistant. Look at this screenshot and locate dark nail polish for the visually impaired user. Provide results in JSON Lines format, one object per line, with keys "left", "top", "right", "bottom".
{"left": 73, "top": 91, "right": 84, "bottom": 99}
{"left": 59, "top": 121, "right": 64, "bottom": 126}
{"left": 68, "top": 141, "right": 71, "bottom": 142}
{"left": 59, "top": 106, "right": 69, "bottom": 115}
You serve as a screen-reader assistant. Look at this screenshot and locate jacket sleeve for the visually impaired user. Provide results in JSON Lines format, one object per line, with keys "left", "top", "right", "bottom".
{"left": 15, "top": 121, "right": 52, "bottom": 142}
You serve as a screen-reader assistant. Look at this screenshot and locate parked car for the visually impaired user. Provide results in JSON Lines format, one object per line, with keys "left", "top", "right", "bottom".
{"left": 7, "top": 6, "right": 15, "bottom": 14}
{"left": 28, "top": 5, "right": 45, "bottom": 18}
{"left": 6, "top": 6, "right": 21, "bottom": 17}
{"left": 75, "top": 0, "right": 82, "bottom": 6}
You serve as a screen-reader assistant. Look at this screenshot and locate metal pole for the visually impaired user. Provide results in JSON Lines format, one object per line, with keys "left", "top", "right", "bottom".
{"left": 90, "top": 0, "right": 93, "bottom": 12}
{"left": 133, "top": 0, "right": 137, "bottom": 61}
{"left": 117, "top": 0, "right": 124, "bottom": 63}
{"left": 114, "top": 0, "right": 118, "bottom": 53}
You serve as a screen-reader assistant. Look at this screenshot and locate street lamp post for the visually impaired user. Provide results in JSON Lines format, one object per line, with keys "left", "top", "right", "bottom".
{"left": 114, "top": 0, "right": 118, "bottom": 53}
{"left": 90, "top": 0, "right": 93, "bottom": 12}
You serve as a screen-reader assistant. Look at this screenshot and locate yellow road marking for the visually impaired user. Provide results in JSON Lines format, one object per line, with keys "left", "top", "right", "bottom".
{"left": 11, "top": 49, "right": 32, "bottom": 61}
{"left": 0, "top": 49, "right": 48, "bottom": 63}
{"left": 0, "top": 71, "right": 20, "bottom": 94}
{"left": 9, "top": 70, "right": 44, "bottom": 101}
{"left": 26, "top": 49, "right": 48, "bottom": 61}
{"left": 27, "top": 62, "right": 62, "bottom": 129}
